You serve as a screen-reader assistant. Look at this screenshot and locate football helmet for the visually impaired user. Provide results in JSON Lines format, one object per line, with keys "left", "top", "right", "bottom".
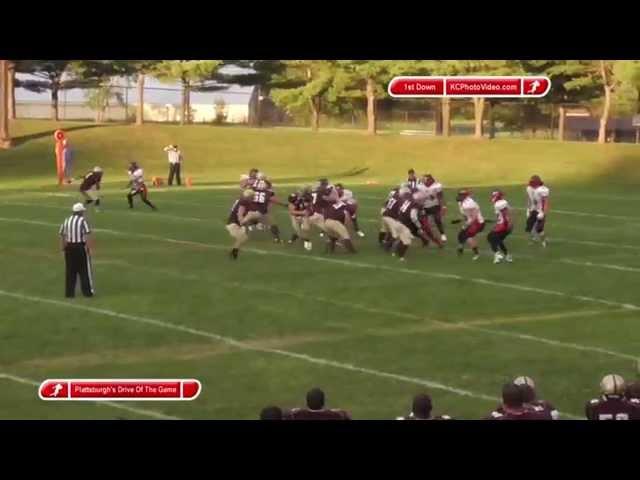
{"left": 398, "top": 187, "right": 412, "bottom": 197}
{"left": 93, "top": 166, "right": 103, "bottom": 173}
{"left": 242, "top": 189, "right": 254, "bottom": 199}
{"left": 456, "top": 189, "right": 471, "bottom": 202}
{"left": 514, "top": 376, "right": 535, "bottom": 389}
{"left": 490, "top": 190, "right": 504, "bottom": 203}
{"left": 529, "top": 175, "right": 543, "bottom": 187}
{"left": 600, "top": 374, "right": 625, "bottom": 396}
{"left": 423, "top": 174, "right": 435, "bottom": 186}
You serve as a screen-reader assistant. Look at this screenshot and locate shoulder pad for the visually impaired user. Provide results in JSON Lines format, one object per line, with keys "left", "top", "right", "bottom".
{"left": 630, "top": 398, "right": 640, "bottom": 405}
{"left": 490, "top": 411, "right": 503, "bottom": 418}
{"left": 590, "top": 398, "right": 600, "bottom": 405}
{"left": 494, "top": 199, "right": 508, "bottom": 210}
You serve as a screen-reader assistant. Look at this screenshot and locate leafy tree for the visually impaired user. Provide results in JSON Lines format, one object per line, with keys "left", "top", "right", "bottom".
{"left": 84, "top": 84, "right": 124, "bottom": 122}
{"left": 152, "top": 61, "right": 222, "bottom": 125}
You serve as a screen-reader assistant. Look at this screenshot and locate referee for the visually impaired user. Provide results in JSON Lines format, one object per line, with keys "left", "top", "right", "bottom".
{"left": 59, "top": 203, "right": 95, "bottom": 298}
{"left": 164, "top": 144, "right": 183, "bottom": 186}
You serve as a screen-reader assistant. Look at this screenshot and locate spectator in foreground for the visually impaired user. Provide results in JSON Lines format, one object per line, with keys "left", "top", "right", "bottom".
{"left": 260, "top": 406, "right": 284, "bottom": 420}
{"left": 586, "top": 374, "right": 639, "bottom": 420}
{"left": 284, "top": 388, "right": 351, "bottom": 420}
{"left": 485, "top": 383, "right": 551, "bottom": 420}
{"left": 396, "top": 393, "right": 452, "bottom": 420}
{"left": 513, "top": 376, "right": 559, "bottom": 420}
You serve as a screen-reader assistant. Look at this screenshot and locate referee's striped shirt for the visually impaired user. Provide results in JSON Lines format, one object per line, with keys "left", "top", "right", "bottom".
{"left": 59, "top": 214, "right": 91, "bottom": 244}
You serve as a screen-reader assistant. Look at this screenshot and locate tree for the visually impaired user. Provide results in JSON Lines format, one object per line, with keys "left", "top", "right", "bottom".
{"left": 84, "top": 84, "right": 124, "bottom": 122}
{"left": 269, "top": 61, "right": 337, "bottom": 131}
{"left": 330, "top": 61, "right": 394, "bottom": 135}
{"left": 0, "top": 60, "right": 12, "bottom": 148}
{"left": 14, "top": 60, "right": 99, "bottom": 121}
{"left": 546, "top": 60, "right": 618, "bottom": 144}
{"left": 152, "top": 61, "right": 222, "bottom": 125}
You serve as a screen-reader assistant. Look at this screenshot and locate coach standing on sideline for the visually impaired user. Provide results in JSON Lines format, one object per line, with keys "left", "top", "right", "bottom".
{"left": 59, "top": 203, "right": 95, "bottom": 298}
{"left": 164, "top": 144, "right": 183, "bottom": 186}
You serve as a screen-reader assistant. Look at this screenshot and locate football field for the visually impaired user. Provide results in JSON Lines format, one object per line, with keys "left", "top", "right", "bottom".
{"left": 1, "top": 121, "right": 639, "bottom": 419}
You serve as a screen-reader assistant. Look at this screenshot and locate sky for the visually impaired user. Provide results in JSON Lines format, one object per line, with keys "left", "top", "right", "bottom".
{"left": 15, "top": 64, "right": 256, "bottom": 106}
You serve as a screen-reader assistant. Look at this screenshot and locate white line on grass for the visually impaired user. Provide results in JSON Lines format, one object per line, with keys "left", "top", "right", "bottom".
{"left": 0, "top": 288, "right": 502, "bottom": 407}
{"left": 1, "top": 215, "right": 639, "bottom": 312}
{"left": 0, "top": 373, "right": 181, "bottom": 420}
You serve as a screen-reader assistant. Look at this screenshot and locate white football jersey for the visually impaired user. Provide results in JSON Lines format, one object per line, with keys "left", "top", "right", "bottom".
{"left": 526, "top": 185, "right": 536, "bottom": 209}
{"left": 130, "top": 168, "right": 144, "bottom": 187}
{"left": 340, "top": 189, "right": 356, "bottom": 205}
{"left": 459, "top": 197, "right": 484, "bottom": 224}
{"left": 494, "top": 199, "right": 510, "bottom": 228}
{"left": 532, "top": 185, "right": 550, "bottom": 211}
{"left": 422, "top": 182, "right": 443, "bottom": 208}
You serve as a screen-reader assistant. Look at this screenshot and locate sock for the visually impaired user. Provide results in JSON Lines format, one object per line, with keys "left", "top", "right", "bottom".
{"left": 95, "top": 199, "right": 100, "bottom": 207}
{"left": 127, "top": 194, "right": 133, "bottom": 208}
{"left": 290, "top": 233, "right": 299, "bottom": 243}
{"left": 352, "top": 218, "right": 360, "bottom": 231}
{"left": 270, "top": 225, "right": 280, "bottom": 241}
{"left": 85, "top": 199, "right": 94, "bottom": 205}
{"left": 472, "top": 247, "right": 479, "bottom": 255}
{"left": 231, "top": 248, "right": 239, "bottom": 259}
{"left": 378, "top": 231, "right": 386, "bottom": 244}
{"left": 397, "top": 243, "right": 408, "bottom": 258}
{"left": 344, "top": 239, "right": 357, "bottom": 253}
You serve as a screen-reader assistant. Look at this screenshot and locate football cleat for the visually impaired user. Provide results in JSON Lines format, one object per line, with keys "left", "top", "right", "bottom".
{"left": 472, "top": 254, "right": 480, "bottom": 261}
{"left": 440, "top": 234, "right": 447, "bottom": 242}
{"left": 493, "top": 253, "right": 504, "bottom": 264}
{"left": 399, "top": 257, "right": 406, "bottom": 262}
{"left": 505, "top": 254, "right": 513, "bottom": 263}
{"left": 356, "top": 230, "right": 365, "bottom": 238}
{"left": 304, "top": 241, "right": 312, "bottom": 251}
{"left": 319, "top": 232, "right": 325, "bottom": 237}
{"left": 247, "top": 225, "right": 255, "bottom": 232}
{"left": 541, "top": 239, "right": 548, "bottom": 248}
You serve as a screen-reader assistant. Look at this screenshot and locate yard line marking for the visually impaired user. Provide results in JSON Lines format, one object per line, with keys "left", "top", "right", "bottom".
{"left": 1, "top": 215, "right": 639, "bottom": 312}
{"left": 512, "top": 207, "right": 639, "bottom": 222}
{"left": 560, "top": 259, "right": 640, "bottom": 274}
{"left": 0, "top": 288, "right": 503, "bottom": 407}
{"left": 0, "top": 373, "right": 181, "bottom": 420}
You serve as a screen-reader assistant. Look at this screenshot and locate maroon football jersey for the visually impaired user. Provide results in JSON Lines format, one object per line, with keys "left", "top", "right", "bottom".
{"left": 250, "top": 188, "right": 274, "bottom": 214}
{"left": 80, "top": 171, "right": 102, "bottom": 191}
{"left": 396, "top": 199, "right": 421, "bottom": 229}
{"left": 382, "top": 194, "right": 401, "bottom": 219}
{"left": 284, "top": 408, "right": 351, "bottom": 420}
{"left": 311, "top": 186, "right": 334, "bottom": 215}
{"left": 227, "top": 198, "right": 252, "bottom": 225}
{"left": 495, "top": 400, "right": 558, "bottom": 420}
{"left": 486, "top": 406, "right": 551, "bottom": 420}
{"left": 325, "top": 201, "right": 349, "bottom": 223}
{"left": 585, "top": 395, "right": 640, "bottom": 420}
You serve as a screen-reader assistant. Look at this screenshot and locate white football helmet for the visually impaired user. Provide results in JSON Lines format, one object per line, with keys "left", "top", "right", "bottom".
{"left": 600, "top": 374, "right": 625, "bottom": 396}
{"left": 514, "top": 376, "right": 535, "bottom": 389}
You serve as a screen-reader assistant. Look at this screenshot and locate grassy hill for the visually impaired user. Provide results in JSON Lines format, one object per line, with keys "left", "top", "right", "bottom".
{"left": 1, "top": 120, "right": 639, "bottom": 191}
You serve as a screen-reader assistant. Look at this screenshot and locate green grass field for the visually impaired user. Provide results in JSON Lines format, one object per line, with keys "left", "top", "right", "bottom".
{"left": 1, "top": 120, "right": 639, "bottom": 419}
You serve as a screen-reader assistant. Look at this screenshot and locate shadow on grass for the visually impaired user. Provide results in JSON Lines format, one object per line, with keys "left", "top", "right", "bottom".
{"left": 12, "top": 123, "right": 118, "bottom": 147}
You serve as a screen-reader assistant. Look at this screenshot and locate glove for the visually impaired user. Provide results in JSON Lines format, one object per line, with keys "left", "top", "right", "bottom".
{"left": 537, "top": 212, "right": 545, "bottom": 221}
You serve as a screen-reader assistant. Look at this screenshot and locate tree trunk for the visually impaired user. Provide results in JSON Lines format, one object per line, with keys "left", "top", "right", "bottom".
{"left": 310, "top": 96, "right": 320, "bottom": 131}
{"left": 473, "top": 97, "right": 485, "bottom": 139}
{"left": 51, "top": 84, "right": 59, "bottom": 121}
{"left": 487, "top": 100, "right": 495, "bottom": 139}
{"left": 598, "top": 60, "right": 612, "bottom": 145}
{"left": 7, "top": 62, "right": 15, "bottom": 120}
{"left": 0, "top": 60, "right": 12, "bottom": 148}
{"left": 136, "top": 74, "right": 144, "bottom": 126}
{"left": 558, "top": 106, "right": 566, "bottom": 141}
{"left": 366, "top": 77, "right": 376, "bottom": 135}
{"left": 434, "top": 99, "right": 443, "bottom": 135}
{"left": 180, "top": 81, "right": 187, "bottom": 126}
{"left": 442, "top": 97, "right": 451, "bottom": 137}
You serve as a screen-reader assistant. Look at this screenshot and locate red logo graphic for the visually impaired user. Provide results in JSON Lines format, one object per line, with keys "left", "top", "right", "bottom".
{"left": 388, "top": 77, "right": 444, "bottom": 96}
{"left": 523, "top": 77, "right": 550, "bottom": 96}
{"left": 38, "top": 379, "right": 202, "bottom": 401}
{"left": 388, "top": 76, "right": 551, "bottom": 98}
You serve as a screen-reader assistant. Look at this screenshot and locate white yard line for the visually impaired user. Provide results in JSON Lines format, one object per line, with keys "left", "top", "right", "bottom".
{"left": 560, "top": 259, "right": 640, "bottom": 274}
{"left": 0, "top": 373, "right": 181, "bottom": 420}
{"left": 1, "top": 215, "right": 639, "bottom": 312}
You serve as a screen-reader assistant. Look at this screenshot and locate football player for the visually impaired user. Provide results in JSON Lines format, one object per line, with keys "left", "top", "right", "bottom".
{"left": 585, "top": 374, "right": 640, "bottom": 420}
{"left": 244, "top": 174, "right": 282, "bottom": 243}
{"left": 485, "top": 383, "right": 551, "bottom": 420}
{"left": 324, "top": 198, "right": 357, "bottom": 254}
{"left": 126, "top": 162, "right": 157, "bottom": 210}
{"left": 284, "top": 388, "right": 351, "bottom": 420}
{"left": 378, "top": 185, "right": 401, "bottom": 245}
{"left": 513, "top": 376, "right": 559, "bottom": 419}
{"left": 487, "top": 190, "right": 513, "bottom": 264}
{"left": 287, "top": 188, "right": 312, "bottom": 251}
{"left": 308, "top": 178, "right": 339, "bottom": 237}
{"left": 225, "top": 189, "right": 254, "bottom": 260}
{"left": 525, "top": 174, "right": 550, "bottom": 247}
{"left": 420, "top": 174, "right": 447, "bottom": 243}
{"left": 240, "top": 168, "right": 260, "bottom": 190}
{"left": 393, "top": 189, "right": 429, "bottom": 261}
{"left": 79, "top": 166, "right": 103, "bottom": 211}
{"left": 335, "top": 183, "right": 365, "bottom": 238}
{"left": 406, "top": 168, "right": 419, "bottom": 191}
{"left": 396, "top": 393, "right": 452, "bottom": 420}
{"left": 455, "top": 189, "right": 485, "bottom": 261}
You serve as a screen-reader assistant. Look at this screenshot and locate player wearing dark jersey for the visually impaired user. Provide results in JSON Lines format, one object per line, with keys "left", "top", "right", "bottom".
{"left": 324, "top": 200, "right": 356, "bottom": 254}
{"left": 585, "top": 374, "right": 640, "bottom": 420}
{"left": 80, "top": 166, "right": 103, "bottom": 210}
{"left": 287, "top": 190, "right": 312, "bottom": 250}
{"left": 379, "top": 187, "right": 400, "bottom": 245}
{"left": 396, "top": 393, "right": 452, "bottom": 420}
{"left": 308, "top": 178, "right": 338, "bottom": 237}
{"left": 284, "top": 388, "right": 351, "bottom": 420}
{"left": 394, "top": 192, "right": 429, "bottom": 260}
{"left": 226, "top": 190, "right": 254, "bottom": 259}
{"left": 485, "top": 383, "right": 551, "bottom": 420}
{"left": 244, "top": 176, "right": 282, "bottom": 243}
{"left": 513, "top": 376, "right": 559, "bottom": 419}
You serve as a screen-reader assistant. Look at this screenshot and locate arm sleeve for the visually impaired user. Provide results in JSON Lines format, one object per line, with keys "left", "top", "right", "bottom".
{"left": 59, "top": 222, "right": 64, "bottom": 235}
{"left": 82, "top": 220, "right": 91, "bottom": 234}
{"left": 410, "top": 208, "right": 421, "bottom": 228}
